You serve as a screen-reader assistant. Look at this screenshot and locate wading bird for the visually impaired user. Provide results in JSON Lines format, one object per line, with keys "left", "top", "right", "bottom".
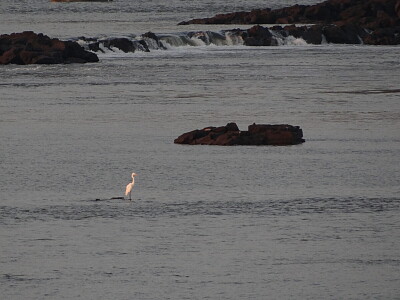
{"left": 125, "top": 172, "right": 137, "bottom": 200}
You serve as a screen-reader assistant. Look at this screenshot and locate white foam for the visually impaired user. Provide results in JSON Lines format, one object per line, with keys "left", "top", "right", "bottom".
{"left": 286, "top": 36, "right": 308, "bottom": 46}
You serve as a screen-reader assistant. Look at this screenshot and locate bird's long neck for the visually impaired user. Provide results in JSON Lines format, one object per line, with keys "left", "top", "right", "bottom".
{"left": 131, "top": 177, "right": 135, "bottom": 184}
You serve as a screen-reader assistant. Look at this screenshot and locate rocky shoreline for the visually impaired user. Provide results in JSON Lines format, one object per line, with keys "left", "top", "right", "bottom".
{"left": 174, "top": 123, "right": 305, "bottom": 146}
{"left": 179, "top": 0, "right": 400, "bottom": 45}
{"left": 1, "top": 0, "right": 399, "bottom": 64}
{"left": 0, "top": 31, "right": 99, "bottom": 65}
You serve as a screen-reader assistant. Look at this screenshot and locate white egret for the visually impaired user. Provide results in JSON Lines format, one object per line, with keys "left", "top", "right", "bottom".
{"left": 125, "top": 172, "right": 137, "bottom": 200}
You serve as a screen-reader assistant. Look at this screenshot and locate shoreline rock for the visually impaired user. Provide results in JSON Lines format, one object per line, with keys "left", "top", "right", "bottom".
{"left": 0, "top": 31, "right": 99, "bottom": 65}
{"left": 178, "top": 0, "right": 400, "bottom": 45}
{"left": 81, "top": 33, "right": 166, "bottom": 54}
{"left": 174, "top": 123, "right": 305, "bottom": 146}
{"left": 179, "top": 0, "right": 399, "bottom": 29}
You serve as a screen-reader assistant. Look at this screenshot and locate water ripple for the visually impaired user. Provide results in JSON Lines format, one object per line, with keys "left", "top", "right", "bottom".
{"left": 1, "top": 197, "right": 398, "bottom": 224}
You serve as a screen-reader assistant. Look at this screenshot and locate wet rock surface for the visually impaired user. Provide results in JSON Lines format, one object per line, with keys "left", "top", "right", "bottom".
{"left": 179, "top": 0, "right": 400, "bottom": 45}
{"left": 80, "top": 33, "right": 166, "bottom": 54}
{"left": 174, "top": 123, "right": 305, "bottom": 146}
{"left": 0, "top": 31, "right": 99, "bottom": 65}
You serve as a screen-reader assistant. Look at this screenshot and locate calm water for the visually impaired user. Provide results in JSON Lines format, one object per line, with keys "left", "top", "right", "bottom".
{"left": 1, "top": 0, "right": 400, "bottom": 299}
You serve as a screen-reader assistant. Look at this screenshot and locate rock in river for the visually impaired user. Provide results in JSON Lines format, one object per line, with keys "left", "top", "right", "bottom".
{"left": 178, "top": 0, "right": 400, "bottom": 45}
{"left": 174, "top": 123, "right": 305, "bottom": 146}
{"left": 0, "top": 31, "right": 99, "bottom": 65}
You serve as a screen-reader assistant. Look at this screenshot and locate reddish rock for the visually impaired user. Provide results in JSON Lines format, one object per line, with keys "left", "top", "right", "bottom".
{"left": 174, "top": 123, "right": 305, "bottom": 146}
{"left": 363, "top": 26, "right": 400, "bottom": 44}
{"left": 179, "top": 0, "right": 399, "bottom": 29}
{"left": 0, "top": 31, "right": 99, "bottom": 65}
{"left": 396, "top": 0, "right": 400, "bottom": 17}
{"left": 178, "top": 0, "right": 400, "bottom": 45}
{"left": 102, "top": 38, "right": 136, "bottom": 53}
{"left": 243, "top": 25, "right": 278, "bottom": 46}
{"left": 322, "top": 24, "right": 364, "bottom": 44}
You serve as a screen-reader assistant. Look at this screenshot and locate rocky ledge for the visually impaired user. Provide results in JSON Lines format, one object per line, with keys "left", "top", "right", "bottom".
{"left": 179, "top": 0, "right": 400, "bottom": 45}
{"left": 233, "top": 23, "right": 398, "bottom": 46}
{"left": 0, "top": 31, "right": 99, "bottom": 65}
{"left": 174, "top": 123, "right": 305, "bottom": 146}
{"left": 82, "top": 32, "right": 166, "bottom": 54}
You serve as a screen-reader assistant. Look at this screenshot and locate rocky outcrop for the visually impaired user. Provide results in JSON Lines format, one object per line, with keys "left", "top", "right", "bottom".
{"left": 362, "top": 26, "right": 400, "bottom": 44}
{"left": 179, "top": 0, "right": 399, "bottom": 29}
{"left": 286, "top": 23, "right": 365, "bottom": 44}
{"left": 81, "top": 32, "right": 166, "bottom": 54}
{"left": 232, "top": 23, "right": 366, "bottom": 46}
{"left": 0, "top": 31, "right": 99, "bottom": 65}
{"left": 178, "top": 0, "right": 400, "bottom": 45}
{"left": 242, "top": 25, "right": 279, "bottom": 46}
{"left": 174, "top": 123, "right": 305, "bottom": 146}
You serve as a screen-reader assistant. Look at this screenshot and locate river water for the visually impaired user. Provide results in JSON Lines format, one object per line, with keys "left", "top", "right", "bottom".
{"left": 1, "top": 0, "right": 400, "bottom": 299}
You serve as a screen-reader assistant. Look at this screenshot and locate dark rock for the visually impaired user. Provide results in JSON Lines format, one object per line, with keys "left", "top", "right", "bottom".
{"left": 396, "top": 0, "right": 400, "bottom": 17}
{"left": 179, "top": 0, "right": 399, "bottom": 29}
{"left": 63, "top": 40, "right": 99, "bottom": 62}
{"left": 178, "top": 0, "right": 400, "bottom": 45}
{"left": 102, "top": 38, "right": 136, "bottom": 53}
{"left": 97, "top": 37, "right": 151, "bottom": 53}
{"left": 88, "top": 41, "right": 104, "bottom": 53}
{"left": 142, "top": 31, "right": 167, "bottom": 50}
{"left": 301, "top": 26, "right": 325, "bottom": 44}
{"left": 303, "top": 1, "right": 339, "bottom": 22}
{"left": 245, "top": 9, "right": 275, "bottom": 24}
{"left": 178, "top": 11, "right": 250, "bottom": 25}
{"left": 174, "top": 123, "right": 305, "bottom": 146}
{"left": 244, "top": 25, "right": 278, "bottom": 46}
{"left": 137, "top": 40, "right": 150, "bottom": 52}
{"left": 322, "top": 24, "right": 364, "bottom": 44}
{"left": 0, "top": 31, "right": 99, "bottom": 65}
{"left": 0, "top": 48, "right": 22, "bottom": 64}
{"left": 363, "top": 26, "right": 400, "bottom": 44}
{"left": 284, "top": 25, "right": 324, "bottom": 44}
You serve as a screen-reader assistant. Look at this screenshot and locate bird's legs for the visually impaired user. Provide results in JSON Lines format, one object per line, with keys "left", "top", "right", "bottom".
{"left": 129, "top": 191, "right": 132, "bottom": 201}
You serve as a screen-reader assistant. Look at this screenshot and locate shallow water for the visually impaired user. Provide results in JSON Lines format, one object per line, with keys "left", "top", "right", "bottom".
{"left": 1, "top": 0, "right": 400, "bottom": 299}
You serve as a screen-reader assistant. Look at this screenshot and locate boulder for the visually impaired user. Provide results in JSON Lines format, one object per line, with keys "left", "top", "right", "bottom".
{"left": 243, "top": 25, "right": 278, "bottom": 46}
{"left": 322, "top": 24, "right": 364, "bottom": 44}
{"left": 363, "top": 26, "right": 400, "bottom": 44}
{"left": 97, "top": 37, "right": 150, "bottom": 53}
{"left": 174, "top": 123, "right": 305, "bottom": 146}
{"left": 142, "top": 31, "right": 167, "bottom": 50}
{"left": 284, "top": 25, "right": 324, "bottom": 44}
{"left": 0, "top": 31, "right": 99, "bottom": 65}
{"left": 102, "top": 37, "right": 136, "bottom": 53}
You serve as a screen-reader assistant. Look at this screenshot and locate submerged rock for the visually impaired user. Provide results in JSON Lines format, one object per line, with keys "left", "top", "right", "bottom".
{"left": 102, "top": 37, "right": 138, "bottom": 53}
{"left": 174, "top": 123, "right": 305, "bottom": 146}
{"left": 84, "top": 33, "right": 165, "bottom": 54}
{"left": 0, "top": 31, "right": 99, "bottom": 65}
